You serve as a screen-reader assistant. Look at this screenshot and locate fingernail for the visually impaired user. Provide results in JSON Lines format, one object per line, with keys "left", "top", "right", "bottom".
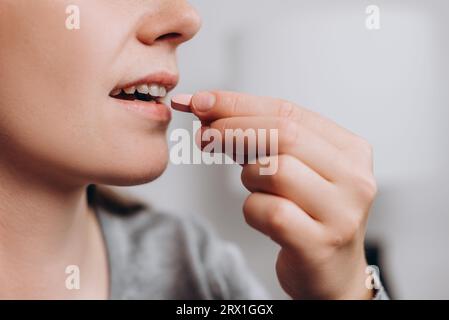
{"left": 192, "top": 92, "right": 216, "bottom": 112}
{"left": 171, "top": 94, "right": 193, "bottom": 112}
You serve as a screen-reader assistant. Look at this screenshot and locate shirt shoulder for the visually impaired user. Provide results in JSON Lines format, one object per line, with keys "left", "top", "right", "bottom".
{"left": 97, "top": 207, "right": 269, "bottom": 300}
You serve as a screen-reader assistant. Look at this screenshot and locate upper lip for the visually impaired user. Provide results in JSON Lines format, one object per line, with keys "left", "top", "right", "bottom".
{"left": 112, "top": 71, "right": 179, "bottom": 94}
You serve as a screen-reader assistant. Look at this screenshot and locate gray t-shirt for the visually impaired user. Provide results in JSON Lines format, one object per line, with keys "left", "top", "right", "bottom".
{"left": 96, "top": 207, "right": 269, "bottom": 299}
{"left": 96, "top": 206, "right": 389, "bottom": 300}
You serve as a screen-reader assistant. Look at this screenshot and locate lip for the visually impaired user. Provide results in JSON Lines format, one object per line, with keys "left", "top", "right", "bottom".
{"left": 110, "top": 71, "right": 178, "bottom": 123}
{"left": 112, "top": 98, "right": 172, "bottom": 123}
{"left": 113, "top": 71, "right": 179, "bottom": 92}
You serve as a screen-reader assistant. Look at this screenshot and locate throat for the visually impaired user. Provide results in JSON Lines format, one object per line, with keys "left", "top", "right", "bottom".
{"left": 0, "top": 178, "right": 107, "bottom": 296}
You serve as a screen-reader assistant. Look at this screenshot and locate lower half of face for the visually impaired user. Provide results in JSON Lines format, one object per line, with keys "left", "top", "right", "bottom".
{"left": 0, "top": 0, "right": 175, "bottom": 187}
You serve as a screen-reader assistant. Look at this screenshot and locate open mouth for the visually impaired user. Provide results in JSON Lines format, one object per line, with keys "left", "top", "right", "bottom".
{"left": 110, "top": 83, "right": 168, "bottom": 103}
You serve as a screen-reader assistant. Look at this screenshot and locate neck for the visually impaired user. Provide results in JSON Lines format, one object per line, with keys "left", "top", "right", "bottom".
{"left": 0, "top": 156, "right": 106, "bottom": 299}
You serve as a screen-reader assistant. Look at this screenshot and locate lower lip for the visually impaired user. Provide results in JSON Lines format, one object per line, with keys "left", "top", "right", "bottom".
{"left": 112, "top": 98, "right": 172, "bottom": 123}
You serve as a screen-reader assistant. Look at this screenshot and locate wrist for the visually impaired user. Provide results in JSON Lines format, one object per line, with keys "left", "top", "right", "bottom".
{"left": 337, "top": 261, "right": 374, "bottom": 300}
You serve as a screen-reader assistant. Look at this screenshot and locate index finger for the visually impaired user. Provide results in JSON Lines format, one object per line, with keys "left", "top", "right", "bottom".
{"left": 172, "top": 91, "right": 301, "bottom": 121}
{"left": 171, "top": 90, "right": 359, "bottom": 150}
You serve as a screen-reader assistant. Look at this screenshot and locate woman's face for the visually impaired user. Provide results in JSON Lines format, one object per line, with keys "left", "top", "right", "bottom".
{"left": 0, "top": 0, "right": 201, "bottom": 187}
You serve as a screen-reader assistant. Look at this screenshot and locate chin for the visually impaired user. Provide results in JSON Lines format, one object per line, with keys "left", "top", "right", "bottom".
{"left": 92, "top": 137, "right": 170, "bottom": 187}
{"left": 100, "top": 153, "right": 169, "bottom": 187}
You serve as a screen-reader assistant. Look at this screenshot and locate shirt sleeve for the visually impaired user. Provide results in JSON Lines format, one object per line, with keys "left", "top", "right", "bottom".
{"left": 204, "top": 240, "right": 271, "bottom": 299}
{"left": 373, "top": 286, "right": 390, "bottom": 300}
{"left": 181, "top": 213, "right": 389, "bottom": 300}
{"left": 181, "top": 213, "right": 271, "bottom": 300}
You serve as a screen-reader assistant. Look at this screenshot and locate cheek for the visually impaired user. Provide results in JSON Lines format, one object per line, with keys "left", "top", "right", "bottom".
{"left": 0, "top": 0, "right": 102, "bottom": 158}
{"left": 0, "top": 0, "right": 170, "bottom": 185}
{"left": 0, "top": 95, "right": 170, "bottom": 186}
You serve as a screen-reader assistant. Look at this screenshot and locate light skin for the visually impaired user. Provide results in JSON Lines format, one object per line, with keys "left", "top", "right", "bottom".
{"left": 172, "top": 92, "right": 377, "bottom": 299}
{"left": 0, "top": 0, "right": 375, "bottom": 299}
{"left": 0, "top": 0, "right": 200, "bottom": 299}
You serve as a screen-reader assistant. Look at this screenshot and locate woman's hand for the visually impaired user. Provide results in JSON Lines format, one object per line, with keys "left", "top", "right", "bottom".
{"left": 172, "top": 91, "right": 377, "bottom": 300}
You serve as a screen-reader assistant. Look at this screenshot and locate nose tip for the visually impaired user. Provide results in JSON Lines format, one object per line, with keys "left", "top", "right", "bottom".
{"left": 175, "top": 6, "right": 202, "bottom": 44}
{"left": 137, "top": 1, "right": 202, "bottom": 47}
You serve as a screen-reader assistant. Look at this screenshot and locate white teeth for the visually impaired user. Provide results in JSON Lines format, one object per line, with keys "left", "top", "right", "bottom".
{"left": 111, "top": 88, "right": 121, "bottom": 96}
{"left": 118, "top": 83, "right": 168, "bottom": 98}
{"left": 158, "top": 86, "right": 167, "bottom": 97}
{"left": 149, "top": 84, "right": 167, "bottom": 98}
{"left": 124, "top": 86, "right": 136, "bottom": 94}
{"left": 149, "top": 84, "right": 160, "bottom": 97}
{"left": 136, "top": 84, "right": 149, "bottom": 94}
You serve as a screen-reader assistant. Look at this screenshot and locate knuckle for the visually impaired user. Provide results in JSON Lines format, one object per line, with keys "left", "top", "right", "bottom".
{"left": 363, "top": 175, "right": 378, "bottom": 200}
{"left": 277, "top": 154, "right": 292, "bottom": 174}
{"left": 359, "top": 138, "right": 373, "bottom": 153}
{"left": 364, "top": 142, "right": 374, "bottom": 158}
{"left": 277, "top": 100, "right": 298, "bottom": 119}
{"left": 328, "top": 216, "right": 362, "bottom": 247}
{"left": 350, "top": 171, "right": 378, "bottom": 201}
{"left": 328, "top": 232, "right": 345, "bottom": 248}
{"left": 353, "top": 136, "right": 374, "bottom": 158}
{"left": 265, "top": 155, "right": 290, "bottom": 189}
{"left": 278, "top": 118, "right": 300, "bottom": 147}
{"left": 267, "top": 200, "right": 291, "bottom": 233}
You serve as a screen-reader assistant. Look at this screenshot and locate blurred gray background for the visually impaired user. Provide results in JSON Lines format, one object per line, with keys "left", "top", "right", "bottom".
{"left": 118, "top": 0, "right": 449, "bottom": 299}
